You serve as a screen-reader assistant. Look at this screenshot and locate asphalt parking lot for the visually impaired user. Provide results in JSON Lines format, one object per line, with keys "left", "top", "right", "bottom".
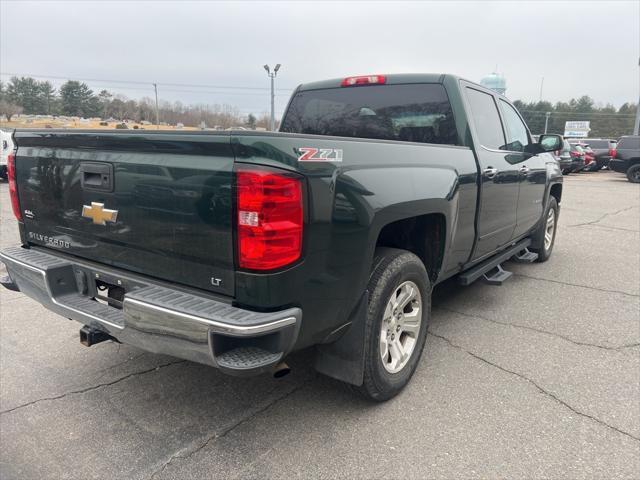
{"left": 1, "top": 170, "right": 638, "bottom": 479}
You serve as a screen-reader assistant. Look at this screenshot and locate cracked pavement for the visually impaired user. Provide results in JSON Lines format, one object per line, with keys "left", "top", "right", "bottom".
{"left": 1, "top": 171, "right": 639, "bottom": 479}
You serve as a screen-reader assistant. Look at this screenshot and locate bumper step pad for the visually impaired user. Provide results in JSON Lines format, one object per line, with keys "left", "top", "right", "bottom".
{"left": 216, "top": 347, "right": 282, "bottom": 371}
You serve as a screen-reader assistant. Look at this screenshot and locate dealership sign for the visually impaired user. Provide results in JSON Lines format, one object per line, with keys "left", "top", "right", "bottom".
{"left": 564, "top": 121, "right": 591, "bottom": 138}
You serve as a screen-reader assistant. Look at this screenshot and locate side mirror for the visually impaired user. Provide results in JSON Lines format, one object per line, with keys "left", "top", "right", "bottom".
{"left": 538, "top": 134, "right": 563, "bottom": 152}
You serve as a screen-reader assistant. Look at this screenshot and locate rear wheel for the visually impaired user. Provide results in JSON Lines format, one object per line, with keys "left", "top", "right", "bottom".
{"left": 532, "top": 196, "right": 558, "bottom": 263}
{"left": 357, "top": 248, "right": 430, "bottom": 401}
{"left": 627, "top": 164, "right": 640, "bottom": 183}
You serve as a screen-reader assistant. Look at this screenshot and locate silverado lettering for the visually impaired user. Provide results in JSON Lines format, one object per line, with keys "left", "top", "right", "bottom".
{"left": 27, "top": 232, "right": 70, "bottom": 249}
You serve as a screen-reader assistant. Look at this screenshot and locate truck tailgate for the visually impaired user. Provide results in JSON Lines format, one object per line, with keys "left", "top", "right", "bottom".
{"left": 14, "top": 131, "right": 236, "bottom": 296}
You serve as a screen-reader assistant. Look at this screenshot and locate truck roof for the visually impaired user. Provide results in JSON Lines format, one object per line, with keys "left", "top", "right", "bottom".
{"left": 296, "top": 73, "right": 501, "bottom": 97}
{"left": 297, "top": 73, "right": 454, "bottom": 92}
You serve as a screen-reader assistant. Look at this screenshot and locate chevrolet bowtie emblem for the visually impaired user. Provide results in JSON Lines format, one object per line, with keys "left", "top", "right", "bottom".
{"left": 82, "top": 202, "right": 118, "bottom": 225}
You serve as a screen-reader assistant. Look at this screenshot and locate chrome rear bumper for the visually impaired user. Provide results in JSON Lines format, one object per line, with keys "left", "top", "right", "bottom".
{"left": 0, "top": 246, "right": 301, "bottom": 375}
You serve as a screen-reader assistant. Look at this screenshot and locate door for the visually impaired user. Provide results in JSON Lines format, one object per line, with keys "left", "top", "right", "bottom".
{"left": 464, "top": 86, "right": 520, "bottom": 260}
{"left": 498, "top": 99, "right": 547, "bottom": 238}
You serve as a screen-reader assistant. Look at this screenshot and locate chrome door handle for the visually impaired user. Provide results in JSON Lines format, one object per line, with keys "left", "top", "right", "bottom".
{"left": 519, "top": 165, "right": 530, "bottom": 174}
{"left": 483, "top": 167, "right": 498, "bottom": 178}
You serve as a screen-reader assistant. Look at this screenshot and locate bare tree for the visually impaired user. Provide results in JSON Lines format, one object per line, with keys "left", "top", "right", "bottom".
{"left": 0, "top": 100, "right": 23, "bottom": 122}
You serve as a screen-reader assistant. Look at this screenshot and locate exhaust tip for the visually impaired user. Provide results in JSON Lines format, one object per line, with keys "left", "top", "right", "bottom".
{"left": 273, "top": 361, "right": 291, "bottom": 378}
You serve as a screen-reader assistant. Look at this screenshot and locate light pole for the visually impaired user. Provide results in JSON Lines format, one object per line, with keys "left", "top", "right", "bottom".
{"left": 544, "top": 111, "right": 551, "bottom": 134}
{"left": 264, "top": 64, "right": 281, "bottom": 131}
{"left": 153, "top": 83, "right": 160, "bottom": 130}
{"left": 634, "top": 57, "right": 639, "bottom": 135}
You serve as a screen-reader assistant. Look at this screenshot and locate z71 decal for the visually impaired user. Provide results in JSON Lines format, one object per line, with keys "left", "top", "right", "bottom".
{"left": 297, "top": 147, "right": 343, "bottom": 162}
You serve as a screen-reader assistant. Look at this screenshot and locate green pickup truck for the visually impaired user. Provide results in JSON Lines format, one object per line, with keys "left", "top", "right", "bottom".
{"left": 1, "top": 74, "right": 563, "bottom": 400}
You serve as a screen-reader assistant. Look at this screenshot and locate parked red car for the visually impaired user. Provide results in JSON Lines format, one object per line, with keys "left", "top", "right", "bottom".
{"left": 570, "top": 142, "right": 595, "bottom": 171}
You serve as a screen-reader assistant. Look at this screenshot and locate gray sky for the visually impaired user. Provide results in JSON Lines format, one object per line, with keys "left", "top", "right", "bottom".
{"left": 1, "top": 0, "right": 638, "bottom": 117}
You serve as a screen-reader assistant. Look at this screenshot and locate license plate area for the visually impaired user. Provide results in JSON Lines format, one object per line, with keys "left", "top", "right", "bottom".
{"left": 95, "top": 279, "right": 125, "bottom": 310}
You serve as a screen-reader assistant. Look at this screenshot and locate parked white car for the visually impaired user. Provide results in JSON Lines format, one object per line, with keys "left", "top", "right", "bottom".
{"left": 1, "top": 129, "right": 14, "bottom": 180}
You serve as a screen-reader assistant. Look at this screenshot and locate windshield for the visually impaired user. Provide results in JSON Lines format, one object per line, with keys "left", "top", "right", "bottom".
{"left": 281, "top": 84, "right": 459, "bottom": 145}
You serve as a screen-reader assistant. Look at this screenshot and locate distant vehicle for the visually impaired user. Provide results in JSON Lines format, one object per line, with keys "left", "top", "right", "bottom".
{"left": 609, "top": 135, "right": 640, "bottom": 183}
{"left": 555, "top": 139, "right": 573, "bottom": 174}
{"left": 581, "top": 138, "right": 617, "bottom": 170}
{"left": 581, "top": 144, "right": 597, "bottom": 171}
{"left": 569, "top": 143, "right": 586, "bottom": 173}
{"left": 0, "top": 129, "right": 14, "bottom": 180}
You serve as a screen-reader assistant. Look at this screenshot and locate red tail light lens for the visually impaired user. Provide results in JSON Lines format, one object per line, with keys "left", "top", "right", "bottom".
{"left": 7, "top": 152, "right": 22, "bottom": 221}
{"left": 609, "top": 148, "right": 617, "bottom": 159}
{"left": 236, "top": 167, "right": 303, "bottom": 270}
{"left": 341, "top": 75, "right": 386, "bottom": 87}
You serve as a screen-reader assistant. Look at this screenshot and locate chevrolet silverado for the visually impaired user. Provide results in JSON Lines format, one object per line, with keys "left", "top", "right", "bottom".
{"left": 1, "top": 74, "right": 563, "bottom": 400}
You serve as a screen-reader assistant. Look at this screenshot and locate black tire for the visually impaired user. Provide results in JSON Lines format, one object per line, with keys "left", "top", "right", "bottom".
{"left": 357, "top": 248, "right": 430, "bottom": 402}
{"left": 531, "top": 196, "right": 559, "bottom": 263}
{"left": 0, "top": 166, "right": 7, "bottom": 181}
{"left": 626, "top": 164, "right": 640, "bottom": 183}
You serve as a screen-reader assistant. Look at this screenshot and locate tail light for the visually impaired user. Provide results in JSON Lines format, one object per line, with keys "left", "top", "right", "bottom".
{"left": 341, "top": 75, "right": 386, "bottom": 87}
{"left": 570, "top": 150, "right": 580, "bottom": 158}
{"left": 236, "top": 166, "right": 303, "bottom": 270}
{"left": 7, "top": 152, "right": 22, "bottom": 221}
{"left": 609, "top": 148, "right": 617, "bottom": 159}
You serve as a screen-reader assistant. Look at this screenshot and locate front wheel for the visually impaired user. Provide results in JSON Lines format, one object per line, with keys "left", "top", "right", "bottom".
{"left": 532, "top": 196, "right": 559, "bottom": 262}
{"left": 627, "top": 164, "right": 640, "bottom": 183}
{"left": 357, "top": 248, "right": 430, "bottom": 401}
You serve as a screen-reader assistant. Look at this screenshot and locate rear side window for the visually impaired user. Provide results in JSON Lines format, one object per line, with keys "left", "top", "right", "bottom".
{"left": 499, "top": 99, "right": 530, "bottom": 152}
{"left": 618, "top": 137, "right": 640, "bottom": 149}
{"left": 464, "top": 88, "right": 506, "bottom": 150}
{"left": 586, "top": 140, "right": 608, "bottom": 149}
{"left": 280, "top": 84, "right": 459, "bottom": 145}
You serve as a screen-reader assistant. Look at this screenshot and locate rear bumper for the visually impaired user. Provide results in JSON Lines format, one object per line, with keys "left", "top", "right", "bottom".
{"left": 609, "top": 159, "right": 628, "bottom": 173}
{"left": 0, "top": 246, "right": 301, "bottom": 376}
{"left": 571, "top": 159, "right": 585, "bottom": 172}
{"left": 557, "top": 158, "right": 572, "bottom": 171}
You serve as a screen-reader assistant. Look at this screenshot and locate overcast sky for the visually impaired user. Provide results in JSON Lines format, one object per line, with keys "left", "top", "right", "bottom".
{"left": 1, "top": 0, "right": 638, "bottom": 117}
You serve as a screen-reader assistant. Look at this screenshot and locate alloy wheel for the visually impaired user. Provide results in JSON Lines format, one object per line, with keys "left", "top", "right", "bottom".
{"left": 379, "top": 281, "right": 422, "bottom": 374}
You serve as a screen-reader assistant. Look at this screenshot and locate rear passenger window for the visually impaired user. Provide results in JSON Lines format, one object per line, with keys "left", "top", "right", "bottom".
{"left": 465, "top": 88, "right": 506, "bottom": 150}
{"left": 499, "top": 100, "right": 530, "bottom": 152}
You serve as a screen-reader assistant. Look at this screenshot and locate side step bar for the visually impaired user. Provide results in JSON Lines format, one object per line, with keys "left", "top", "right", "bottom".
{"left": 512, "top": 247, "right": 538, "bottom": 263}
{"left": 458, "top": 239, "right": 531, "bottom": 286}
{"left": 482, "top": 264, "right": 512, "bottom": 285}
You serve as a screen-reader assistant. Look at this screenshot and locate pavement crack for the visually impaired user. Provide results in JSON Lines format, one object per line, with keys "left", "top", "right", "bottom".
{"left": 512, "top": 273, "right": 639, "bottom": 298}
{"left": 437, "top": 307, "right": 635, "bottom": 352}
{"left": 0, "top": 360, "right": 185, "bottom": 415}
{"left": 428, "top": 330, "right": 640, "bottom": 443}
{"left": 575, "top": 223, "right": 639, "bottom": 233}
{"left": 568, "top": 206, "right": 635, "bottom": 228}
{"left": 147, "top": 376, "right": 314, "bottom": 480}
{"left": 92, "top": 352, "right": 148, "bottom": 381}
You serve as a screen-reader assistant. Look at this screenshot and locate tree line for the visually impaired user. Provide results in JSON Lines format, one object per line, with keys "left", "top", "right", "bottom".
{"left": 0, "top": 76, "right": 270, "bottom": 129}
{"left": 0, "top": 76, "right": 636, "bottom": 136}
{"left": 513, "top": 96, "right": 636, "bottom": 138}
